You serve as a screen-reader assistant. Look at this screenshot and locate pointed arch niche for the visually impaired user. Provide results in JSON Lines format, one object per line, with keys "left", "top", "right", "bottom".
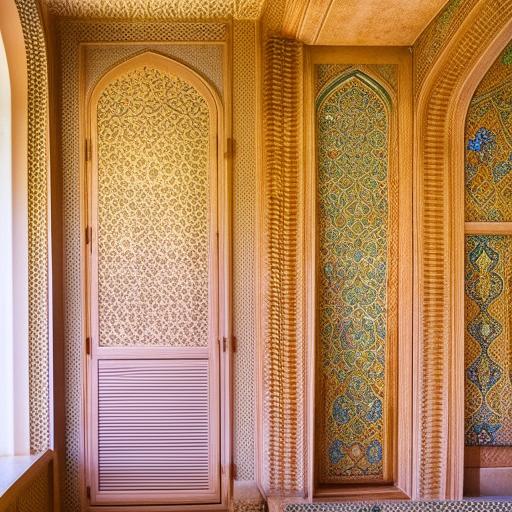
{"left": 462, "top": 38, "right": 512, "bottom": 499}
{"left": 304, "top": 48, "right": 413, "bottom": 500}
{"left": 82, "top": 52, "right": 230, "bottom": 509}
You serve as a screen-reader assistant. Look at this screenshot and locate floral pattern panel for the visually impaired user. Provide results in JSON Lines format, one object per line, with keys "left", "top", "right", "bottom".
{"left": 465, "top": 42, "right": 512, "bottom": 222}
{"left": 96, "top": 65, "right": 210, "bottom": 347}
{"left": 315, "top": 70, "right": 396, "bottom": 483}
{"left": 465, "top": 235, "right": 512, "bottom": 446}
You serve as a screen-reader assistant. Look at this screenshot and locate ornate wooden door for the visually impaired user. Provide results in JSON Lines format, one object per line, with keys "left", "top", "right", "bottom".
{"left": 84, "top": 52, "right": 225, "bottom": 507}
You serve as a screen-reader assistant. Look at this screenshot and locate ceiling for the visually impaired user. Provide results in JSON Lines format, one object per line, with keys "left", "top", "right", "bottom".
{"left": 286, "top": 0, "right": 451, "bottom": 46}
{"left": 43, "top": 0, "right": 266, "bottom": 20}
{"left": 43, "top": 0, "right": 449, "bottom": 45}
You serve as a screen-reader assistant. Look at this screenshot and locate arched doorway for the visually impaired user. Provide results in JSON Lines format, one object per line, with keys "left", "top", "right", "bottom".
{"left": 84, "top": 52, "right": 229, "bottom": 508}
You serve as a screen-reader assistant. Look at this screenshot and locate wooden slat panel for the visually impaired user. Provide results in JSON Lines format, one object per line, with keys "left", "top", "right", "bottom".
{"left": 97, "top": 360, "right": 211, "bottom": 495}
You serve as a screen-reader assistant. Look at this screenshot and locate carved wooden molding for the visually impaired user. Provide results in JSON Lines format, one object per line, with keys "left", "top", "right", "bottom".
{"left": 257, "top": 36, "right": 305, "bottom": 498}
{"left": 414, "top": 0, "right": 512, "bottom": 499}
{"left": 281, "top": 0, "right": 331, "bottom": 44}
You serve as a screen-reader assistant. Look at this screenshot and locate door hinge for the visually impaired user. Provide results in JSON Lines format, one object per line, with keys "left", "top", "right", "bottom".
{"left": 85, "top": 226, "right": 92, "bottom": 247}
{"left": 225, "top": 138, "right": 235, "bottom": 159}
{"left": 86, "top": 486, "right": 91, "bottom": 500}
{"left": 85, "top": 138, "right": 92, "bottom": 162}
{"left": 222, "top": 336, "right": 237, "bottom": 353}
{"left": 85, "top": 337, "right": 91, "bottom": 355}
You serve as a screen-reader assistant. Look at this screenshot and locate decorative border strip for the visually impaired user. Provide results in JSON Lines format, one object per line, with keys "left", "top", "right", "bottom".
{"left": 14, "top": 0, "right": 50, "bottom": 455}
{"left": 232, "top": 19, "right": 259, "bottom": 482}
{"left": 259, "top": 36, "right": 305, "bottom": 496}
{"left": 413, "top": 0, "right": 479, "bottom": 95}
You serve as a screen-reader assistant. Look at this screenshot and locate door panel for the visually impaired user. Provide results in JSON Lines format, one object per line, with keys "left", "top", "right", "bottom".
{"left": 85, "top": 53, "right": 223, "bottom": 507}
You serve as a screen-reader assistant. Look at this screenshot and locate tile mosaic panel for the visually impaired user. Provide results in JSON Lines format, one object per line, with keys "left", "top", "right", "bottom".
{"left": 465, "top": 42, "right": 512, "bottom": 222}
{"left": 315, "top": 70, "right": 395, "bottom": 483}
{"left": 465, "top": 235, "right": 512, "bottom": 446}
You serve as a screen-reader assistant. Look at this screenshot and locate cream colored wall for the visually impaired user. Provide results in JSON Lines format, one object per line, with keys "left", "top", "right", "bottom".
{"left": 0, "top": 30, "right": 15, "bottom": 458}
{"left": 0, "top": 0, "right": 31, "bottom": 458}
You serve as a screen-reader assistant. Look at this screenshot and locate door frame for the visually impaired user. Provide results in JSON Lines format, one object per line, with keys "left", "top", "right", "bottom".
{"left": 303, "top": 46, "right": 414, "bottom": 501}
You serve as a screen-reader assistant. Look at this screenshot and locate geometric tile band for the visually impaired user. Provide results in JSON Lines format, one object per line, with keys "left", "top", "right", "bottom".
{"left": 315, "top": 71, "right": 392, "bottom": 483}
{"left": 57, "top": 19, "right": 228, "bottom": 511}
{"left": 284, "top": 502, "right": 512, "bottom": 512}
{"left": 17, "top": 463, "right": 52, "bottom": 512}
{"left": 14, "top": 0, "right": 50, "bottom": 455}
{"left": 465, "top": 41, "right": 512, "bottom": 222}
{"left": 46, "top": 0, "right": 265, "bottom": 20}
{"left": 413, "top": 0, "right": 479, "bottom": 97}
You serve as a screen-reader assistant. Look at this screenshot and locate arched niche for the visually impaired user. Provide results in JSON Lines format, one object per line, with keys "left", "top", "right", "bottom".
{"left": 314, "top": 70, "right": 397, "bottom": 489}
{"left": 302, "top": 51, "right": 413, "bottom": 502}
{"left": 462, "top": 39, "right": 512, "bottom": 497}
{"left": 415, "top": 0, "right": 512, "bottom": 500}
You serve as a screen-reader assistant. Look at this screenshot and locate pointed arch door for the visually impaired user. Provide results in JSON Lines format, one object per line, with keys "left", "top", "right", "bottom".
{"left": 84, "top": 52, "right": 227, "bottom": 507}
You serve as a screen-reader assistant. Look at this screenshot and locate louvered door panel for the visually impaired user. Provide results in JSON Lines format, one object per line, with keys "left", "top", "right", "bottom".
{"left": 97, "top": 360, "right": 210, "bottom": 493}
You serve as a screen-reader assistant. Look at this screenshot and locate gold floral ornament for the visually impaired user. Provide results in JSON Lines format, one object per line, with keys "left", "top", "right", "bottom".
{"left": 96, "top": 66, "right": 210, "bottom": 347}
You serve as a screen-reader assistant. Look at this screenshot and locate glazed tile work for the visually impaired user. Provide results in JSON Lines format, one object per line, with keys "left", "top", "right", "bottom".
{"left": 465, "top": 235, "right": 512, "bottom": 445}
{"left": 465, "top": 42, "right": 512, "bottom": 222}
{"left": 96, "top": 65, "right": 210, "bottom": 347}
{"left": 414, "top": 0, "right": 479, "bottom": 94}
{"left": 315, "top": 70, "right": 395, "bottom": 482}
{"left": 284, "top": 501, "right": 512, "bottom": 512}
{"left": 316, "top": 65, "right": 398, "bottom": 97}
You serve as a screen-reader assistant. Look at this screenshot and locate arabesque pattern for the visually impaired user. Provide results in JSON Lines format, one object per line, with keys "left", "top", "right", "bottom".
{"left": 316, "top": 73, "right": 393, "bottom": 482}
{"left": 96, "top": 65, "right": 210, "bottom": 347}
{"left": 465, "top": 42, "right": 512, "bottom": 222}
{"left": 465, "top": 235, "right": 512, "bottom": 446}
{"left": 414, "top": 0, "right": 512, "bottom": 498}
